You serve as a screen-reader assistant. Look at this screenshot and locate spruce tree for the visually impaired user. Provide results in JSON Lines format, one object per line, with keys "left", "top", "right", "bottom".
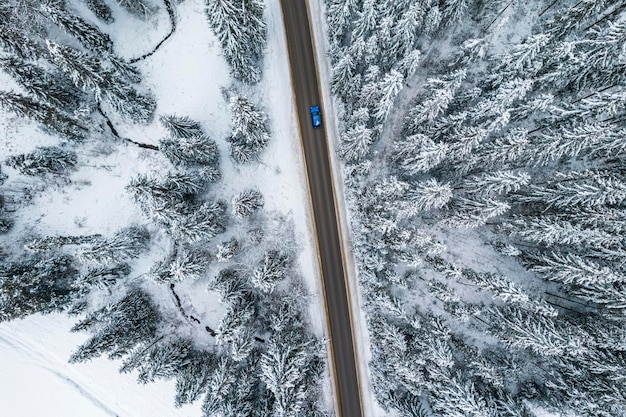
{"left": 70, "top": 289, "right": 160, "bottom": 363}
{"left": 81, "top": 0, "right": 114, "bottom": 23}
{"left": 6, "top": 146, "right": 77, "bottom": 177}
{"left": 232, "top": 189, "right": 264, "bottom": 218}
{"left": 0, "top": 255, "right": 80, "bottom": 321}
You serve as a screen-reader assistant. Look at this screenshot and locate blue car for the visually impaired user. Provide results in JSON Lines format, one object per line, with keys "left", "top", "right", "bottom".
{"left": 310, "top": 105, "right": 322, "bottom": 128}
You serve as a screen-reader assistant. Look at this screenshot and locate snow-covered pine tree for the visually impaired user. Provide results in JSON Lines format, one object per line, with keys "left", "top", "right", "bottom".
{"left": 0, "top": 91, "right": 86, "bottom": 140}
{"left": 0, "top": 57, "right": 85, "bottom": 110}
{"left": 390, "top": 0, "right": 428, "bottom": 57}
{"left": 160, "top": 134, "right": 219, "bottom": 167}
{"left": 251, "top": 250, "right": 289, "bottom": 293}
{"left": 0, "top": 254, "right": 79, "bottom": 321}
{"left": 339, "top": 123, "right": 375, "bottom": 162}
{"left": 462, "top": 170, "right": 530, "bottom": 197}
{"left": 5, "top": 146, "right": 77, "bottom": 177}
{"left": 529, "top": 252, "right": 626, "bottom": 287}
{"left": 78, "top": 263, "right": 131, "bottom": 289}
{"left": 47, "top": 41, "right": 156, "bottom": 122}
{"left": 330, "top": 52, "right": 361, "bottom": 101}
{"left": 216, "top": 237, "right": 239, "bottom": 262}
{"left": 488, "top": 306, "right": 586, "bottom": 357}
{"left": 40, "top": 0, "right": 113, "bottom": 52}
{"left": 159, "top": 114, "right": 204, "bottom": 138}
{"left": 232, "top": 189, "right": 264, "bottom": 218}
{"left": 25, "top": 234, "right": 102, "bottom": 252}
{"left": 373, "top": 70, "right": 405, "bottom": 121}
{"left": 174, "top": 351, "right": 216, "bottom": 406}
{"left": 260, "top": 308, "right": 322, "bottom": 417}
{"left": 519, "top": 170, "right": 626, "bottom": 209}
{"left": 404, "top": 69, "right": 466, "bottom": 133}
{"left": 69, "top": 289, "right": 160, "bottom": 363}
{"left": 205, "top": 0, "right": 266, "bottom": 84}
{"left": 164, "top": 249, "right": 208, "bottom": 282}
{"left": 170, "top": 201, "right": 228, "bottom": 242}
{"left": 0, "top": 27, "right": 43, "bottom": 59}
{"left": 227, "top": 94, "right": 270, "bottom": 162}
{"left": 127, "top": 172, "right": 204, "bottom": 208}
{"left": 215, "top": 298, "right": 255, "bottom": 345}
{"left": 76, "top": 225, "right": 150, "bottom": 265}
{"left": 443, "top": 197, "right": 511, "bottom": 228}
{"left": 392, "top": 134, "right": 449, "bottom": 175}
{"left": 116, "top": 0, "right": 156, "bottom": 18}
{"left": 121, "top": 338, "right": 191, "bottom": 384}
{"left": 81, "top": 0, "right": 114, "bottom": 23}
{"left": 505, "top": 217, "right": 622, "bottom": 249}
{"left": 442, "top": 0, "right": 472, "bottom": 25}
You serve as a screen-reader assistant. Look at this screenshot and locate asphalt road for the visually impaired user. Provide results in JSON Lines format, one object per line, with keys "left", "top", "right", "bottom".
{"left": 279, "top": 2, "right": 363, "bottom": 417}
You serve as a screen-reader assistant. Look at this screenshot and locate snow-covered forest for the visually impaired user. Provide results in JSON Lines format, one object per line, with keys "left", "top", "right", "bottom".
{"left": 325, "top": 0, "right": 626, "bottom": 415}
{"left": 0, "top": 0, "right": 329, "bottom": 416}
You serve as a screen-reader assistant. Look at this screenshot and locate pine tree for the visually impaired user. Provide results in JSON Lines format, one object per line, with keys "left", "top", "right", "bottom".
{"left": 396, "top": 49, "right": 422, "bottom": 79}
{"left": 400, "top": 179, "right": 453, "bottom": 217}
{"left": 442, "top": 0, "right": 472, "bottom": 25}
{"left": 392, "top": 134, "right": 449, "bottom": 175}
{"left": 159, "top": 114, "right": 204, "bottom": 138}
{"left": 216, "top": 237, "right": 239, "bottom": 262}
{"left": 505, "top": 217, "right": 622, "bottom": 249}
{"left": 227, "top": 94, "right": 270, "bottom": 162}
{"left": 5, "top": 146, "right": 77, "bottom": 177}
{"left": 205, "top": 0, "right": 267, "bottom": 83}
{"left": 330, "top": 52, "right": 361, "bottom": 100}
{"left": 127, "top": 172, "right": 204, "bottom": 209}
{"left": 215, "top": 299, "right": 255, "bottom": 345}
{"left": 0, "top": 91, "right": 86, "bottom": 140}
{"left": 151, "top": 249, "right": 208, "bottom": 282}
{"left": 488, "top": 306, "right": 585, "bottom": 357}
{"left": 40, "top": 0, "right": 113, "bottom": 52}
{"left": 0, "top": 27, "right": 43, "bottom": 59}
{"left": 170, "top": 201, "right": 227, "bottom": 242}
{"left": 81, "top": 0, "right": 114, "bottom": 23}
{"left": 404, "top": 69, "right": 466, "bottom": 133}
{"left": 0, "top": 254, "right": 79, "bottom": 321}
{"left": 76, "top": 226, "right": 150, "bottom": 265}
{"left": 390, "top": 1, "right": 428, "bottom": 56}
{"left": 251, "top": 250, "right": 289, "bottom": 293}
{"left": 174, "top": 351, "right": 216, "bottom": 406}
{"left": 519, "top": 170, "right": 626, "bottom": 209}
{"left": 121, "top": 339, "right": 192, "bottom": 384}
{"left": 326, "top": 0, "right": 359, "bottom": 42}
{"left": 160, "top": 134, "right": 219, "bottom": 167}
{"left": 0, "top": 57, "right": 85, "bottom": 110}
{"left": 339, "top": 123, "right": 375, "bottom": 162}
{"left": 529, "top": 252, "right": 626, "bottom": 287}
{"left": 232, "top": 189, "right": 264, "bottom": 218}
{"left": 260, "top": 310, "right": 322, "bottom": 417}
{"left": 70, "top": 289, "right": 160, "bottom": 363}
{"left": 47, "top": 41, "right": 155, "bottom": 122}
{"left": 116, "top": 0, "right": 156, "bottom": 18}
{"left": 443, "top": 197, "right": 511, "bottom": 228}
{"left": 462, "top": 170, "right": 531, "bottom": 196}
{"left": 78, "top": 263, "right": 131, "bottom": 289}
{"left": 373, "top": 70, "right": 405, "bottom": 121}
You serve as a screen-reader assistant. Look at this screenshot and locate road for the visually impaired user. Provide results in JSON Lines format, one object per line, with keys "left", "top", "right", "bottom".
{"left": 279, "top": 2, "right": 363, "bottom": 417}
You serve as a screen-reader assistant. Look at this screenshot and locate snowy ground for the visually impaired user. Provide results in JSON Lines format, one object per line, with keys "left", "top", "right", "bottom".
{"left": 0, "top": 0, "right": 330, "bottom": 415}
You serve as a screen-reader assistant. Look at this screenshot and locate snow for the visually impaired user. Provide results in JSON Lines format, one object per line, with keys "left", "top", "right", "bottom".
{"left": 0, "top": 313, "right": 200, "bottom": 417}
{"left": 0, "top": 0, "right": 331, "bottom": 414}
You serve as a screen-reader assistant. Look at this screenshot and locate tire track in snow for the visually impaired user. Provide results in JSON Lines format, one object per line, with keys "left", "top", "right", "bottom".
{"left": 0, "top": 326, "right": 121, "bottom": 417}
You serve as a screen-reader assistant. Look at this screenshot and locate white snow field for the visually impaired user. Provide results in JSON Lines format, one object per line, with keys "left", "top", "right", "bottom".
{"left": 0, "top": 0, "right": 330, "bottom": 415}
